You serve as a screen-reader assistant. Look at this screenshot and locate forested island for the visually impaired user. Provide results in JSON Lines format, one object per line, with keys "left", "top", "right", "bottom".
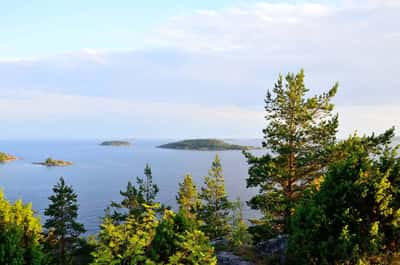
{"left": 158, "top": 139, "right": 255, "bottom": 150}
{"left": 33, "top": 157, "right": 73, "bottom": 167}
{"left": 0, "top": 152, "right": 17, "bottom": 163}
{"left": 100, "top": 140, "right": 131, "bottom": 146}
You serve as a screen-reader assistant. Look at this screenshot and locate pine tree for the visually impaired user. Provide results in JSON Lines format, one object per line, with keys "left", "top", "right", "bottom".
{"left": 229, "top": 198, "right": 252, "bottom": 248}
{"left": 110, "top": 164, "right": 159, "bottom": 222}
{"left": 110, "top": 180, "right": 144, "bottom": 222}
{"left": 244, "top": 69, "right": 338, "bottom": 233}
{"left": 199, "top": 154, "right": 231, "bottom": 240}
{"left": 138, "top": 164, "right": 159, "bottom": 204}
{"left": 176, "top": 174, "right": 202, "bottom": 221}
{"left": 44, "top": 177, "right": 85, "bottom": 265}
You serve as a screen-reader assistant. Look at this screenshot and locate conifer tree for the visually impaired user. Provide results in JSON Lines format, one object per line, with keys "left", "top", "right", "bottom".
{"left": 91, "top": 205, "right": 216, "bottom": 265}
{"left": 44, "top": 177, "right": 85, "bottom": 265}
{"left": 244, "top": 69, "right": 338, "bottom": 233}
{"left": 199, "top": 154, "right": 231, "bottom": 240}
{"left": 289, "top": 129, "right": 400, "bottom": 264}
{"left": 138, "top": 164, "right": 159, "bottom": 204}
{"left": 111, "top": 164, "right": 159, "bottom": 222}
{"left": 229, "top": 198, "right": 252, "bottom": 248}
{"left": 176, "top": 174, "right": 202, "bottom": 221}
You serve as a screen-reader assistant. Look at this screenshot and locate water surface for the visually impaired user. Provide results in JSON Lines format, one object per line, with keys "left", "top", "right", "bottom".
{"left": 0, "top": 139, "right": 262, "bottom": 234}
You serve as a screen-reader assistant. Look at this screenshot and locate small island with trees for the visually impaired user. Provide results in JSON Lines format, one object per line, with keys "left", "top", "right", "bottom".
{"left": 0, "top": 152, "right": 17, "bottom": 163}
{"left": 100, "top": 140, "right": 131, "bottom": 146}
{"left": 33, "top": 157, "right": 73, "bottom": 167}
{"left": 158, "top": 139, "right": 255, "bottom": 151}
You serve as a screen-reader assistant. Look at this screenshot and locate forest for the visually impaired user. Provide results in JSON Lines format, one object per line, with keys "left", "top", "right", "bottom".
{"left": 1, "top": 70, "right": 400, "bottom": 265}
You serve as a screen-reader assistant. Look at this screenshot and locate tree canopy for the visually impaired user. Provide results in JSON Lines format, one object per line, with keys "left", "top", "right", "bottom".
{"left": 199, "top": 154, "right": 232, "bottom": 240}
{"left": 244, "top": 69, "right": 339, "bottom": 233}
{"left": 44, "top": 177, "right": 85, "bottom": 265}
{"left": 289, "top": 129, "right": 400, "bottom": 264}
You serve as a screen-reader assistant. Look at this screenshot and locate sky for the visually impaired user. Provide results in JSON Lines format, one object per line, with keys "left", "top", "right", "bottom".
{"left": 0, "top": 0, "right": 399, "bottom": 139}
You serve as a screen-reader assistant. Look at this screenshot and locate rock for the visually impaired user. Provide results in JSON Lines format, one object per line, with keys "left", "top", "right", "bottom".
{"left": 216, "top": 251, "right": 253, "bottom": 265}
{"left": 211, "top": 238, "right": 229, "bottom": 248}
{"left": 255, "top": 234, "right": 288, "bottom": 264}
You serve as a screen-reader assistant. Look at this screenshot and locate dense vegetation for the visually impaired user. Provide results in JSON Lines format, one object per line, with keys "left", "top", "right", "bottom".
{"left": 289, "top": 130, "right": 400, "bottom": 264}
{"left": 1, "top": 69, "right": 400, "bottom": 265}
{"left": 100, "top": 141, "right": 131, "bottom": 146}
{"left": 158, "top": 139, "right": 254, "bottom": 150}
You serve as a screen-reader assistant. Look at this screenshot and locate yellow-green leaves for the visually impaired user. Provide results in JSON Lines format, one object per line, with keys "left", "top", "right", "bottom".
{"left": 0, "top": 190, "right": 45, "bottom": 265}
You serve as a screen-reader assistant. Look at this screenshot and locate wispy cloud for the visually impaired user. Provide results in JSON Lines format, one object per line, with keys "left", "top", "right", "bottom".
{"left": 0, "top": 1, "right": 398, "bottom": 138}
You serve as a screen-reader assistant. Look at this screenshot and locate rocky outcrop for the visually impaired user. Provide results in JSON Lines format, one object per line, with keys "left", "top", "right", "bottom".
{"left": 255, "top": 234, "right": 288, "bottom": 264}
{"left": 216, "top": 252, "right": 253, "bottom": 265}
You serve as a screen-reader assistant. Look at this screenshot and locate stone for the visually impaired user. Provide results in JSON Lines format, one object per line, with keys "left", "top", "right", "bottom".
{"left": 255, "top": 234, "right": 288, "bottom": 264}
{"left": 216, "top": 251, "right": 253, "bottom": 265}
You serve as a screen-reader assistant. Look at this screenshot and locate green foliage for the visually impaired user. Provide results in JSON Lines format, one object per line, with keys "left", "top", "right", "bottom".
{"left": 149, "top": 210, "right": 197, "bottom": 263}
{"left": 45, "top": 157, "right": 54, "bottom": 164}
{"left": 199, "top": 154, "right": 232, "bottom": 240}
{"left": 0, "top": 152, "right": 16, "bottom": 162}
{"left": 91, "top": 205, "right": 216, "bottom": 265}
{"left": 244, "top": 69, "right": 339, "bottom": 233}
{"left": 0, "top": 190, "right": 46, "bottom": 265}
{"left": 110, "top": 164, "right": 159, "bottom": 222}
{"left": 289, "top": 129, "right": 400, "bottom": 264}
{"left": 44, "top": 177, "right": 86, "bottom": 265}
{"left": 41, "top": 158, "right": 71, "bottom": 166}
{"left": 158, "top": 139, "right": 252, "bottom": 150}
{"left": 176, "top": 174, "right": 202, "bottom": 221}
{"left": 228, "top": 198, "right": 252, "bottom": 248}
{"left": 166, "top": 229, "right": 217, "bottom": 265}
{"left": 100, "top": 141, "right": 130, "bottom": 146}
{"left": 91, "top": 204, "right": 159, "bottom": 265}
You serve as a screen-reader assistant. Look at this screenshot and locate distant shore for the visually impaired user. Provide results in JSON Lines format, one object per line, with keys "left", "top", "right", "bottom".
{"left": 100, "top": 141, "right": 131, "bottom": 146}
{"left": 33, "top": 158, "right": 73, "bottom": 167}
{"left": 0, "top": 152, "right": 17, "bottom": 163}
{"left": 158, "top": 139, "right": 258, "bottom": 151}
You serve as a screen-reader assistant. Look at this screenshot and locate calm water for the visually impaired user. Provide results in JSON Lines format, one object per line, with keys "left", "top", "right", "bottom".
{"left": 0, "top": 139, "right": 263, "bottom": 234}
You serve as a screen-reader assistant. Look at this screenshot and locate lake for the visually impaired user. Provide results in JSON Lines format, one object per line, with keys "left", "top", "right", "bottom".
{"left": 0, "top": 139, "right": 263, "bottom": 234}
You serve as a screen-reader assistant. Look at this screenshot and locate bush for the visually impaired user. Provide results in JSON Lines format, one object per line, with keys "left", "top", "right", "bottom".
{"left": 289, "top": 131, "right": 400, "bottom": 264}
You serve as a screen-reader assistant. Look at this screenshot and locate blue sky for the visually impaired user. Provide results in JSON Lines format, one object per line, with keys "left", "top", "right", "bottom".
{"left": 1, "top": 0, "right": 259, "bottom": 57}
{"left": 0, "top": 0, "right": 344, "bottom": 58}
{"left": 0, "top": 0, "right": 399, "bottom": 139}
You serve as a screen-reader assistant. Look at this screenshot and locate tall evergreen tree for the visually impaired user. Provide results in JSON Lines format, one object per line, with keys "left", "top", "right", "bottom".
{"left": 138, "top": 164, "right": 159, "bottom": 204}
{"left": 244, "top": 69, "right": 338, "bottom": 233}
{"left": 176, "top": 174, "right": 202, "bottom": 221}
{"left": 44, "top": 177, "right": 85, "bottom": 265}
{"left": 111, "top": 164, "right": 159, "bottom": 222}
{"left": 199, "top": 154, "right": 231, "bottom": 240}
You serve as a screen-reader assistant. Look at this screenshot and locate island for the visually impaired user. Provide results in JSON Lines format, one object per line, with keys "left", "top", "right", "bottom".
{"left": 33, "top": 157, "right": 73, "bottom": 167}
{"left": 0, "top": 152, "right": 17, "bottom": 163}
{"left": 157, "top": 139, "right": 256, "bottom": 151}
{"left": 100, "top": 141, "right": 131, "bottom": 146}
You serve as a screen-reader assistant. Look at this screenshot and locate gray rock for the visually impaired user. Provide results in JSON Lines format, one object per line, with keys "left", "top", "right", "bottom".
{"left": 255, "top": 234, "right": 288, "bottom": 264}
{"left": 216, "top": 251, "right": 253, "bottom": 265}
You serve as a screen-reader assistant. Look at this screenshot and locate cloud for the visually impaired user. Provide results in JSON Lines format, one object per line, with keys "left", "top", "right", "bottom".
{"left": 0, "top": 1, "right": 398, "bottom": 138}
{"left": 0, "top": 90, "right": 264, "bottom": 138}
{"left": 338, "top": 104, "right": 400, "bottom": 137}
